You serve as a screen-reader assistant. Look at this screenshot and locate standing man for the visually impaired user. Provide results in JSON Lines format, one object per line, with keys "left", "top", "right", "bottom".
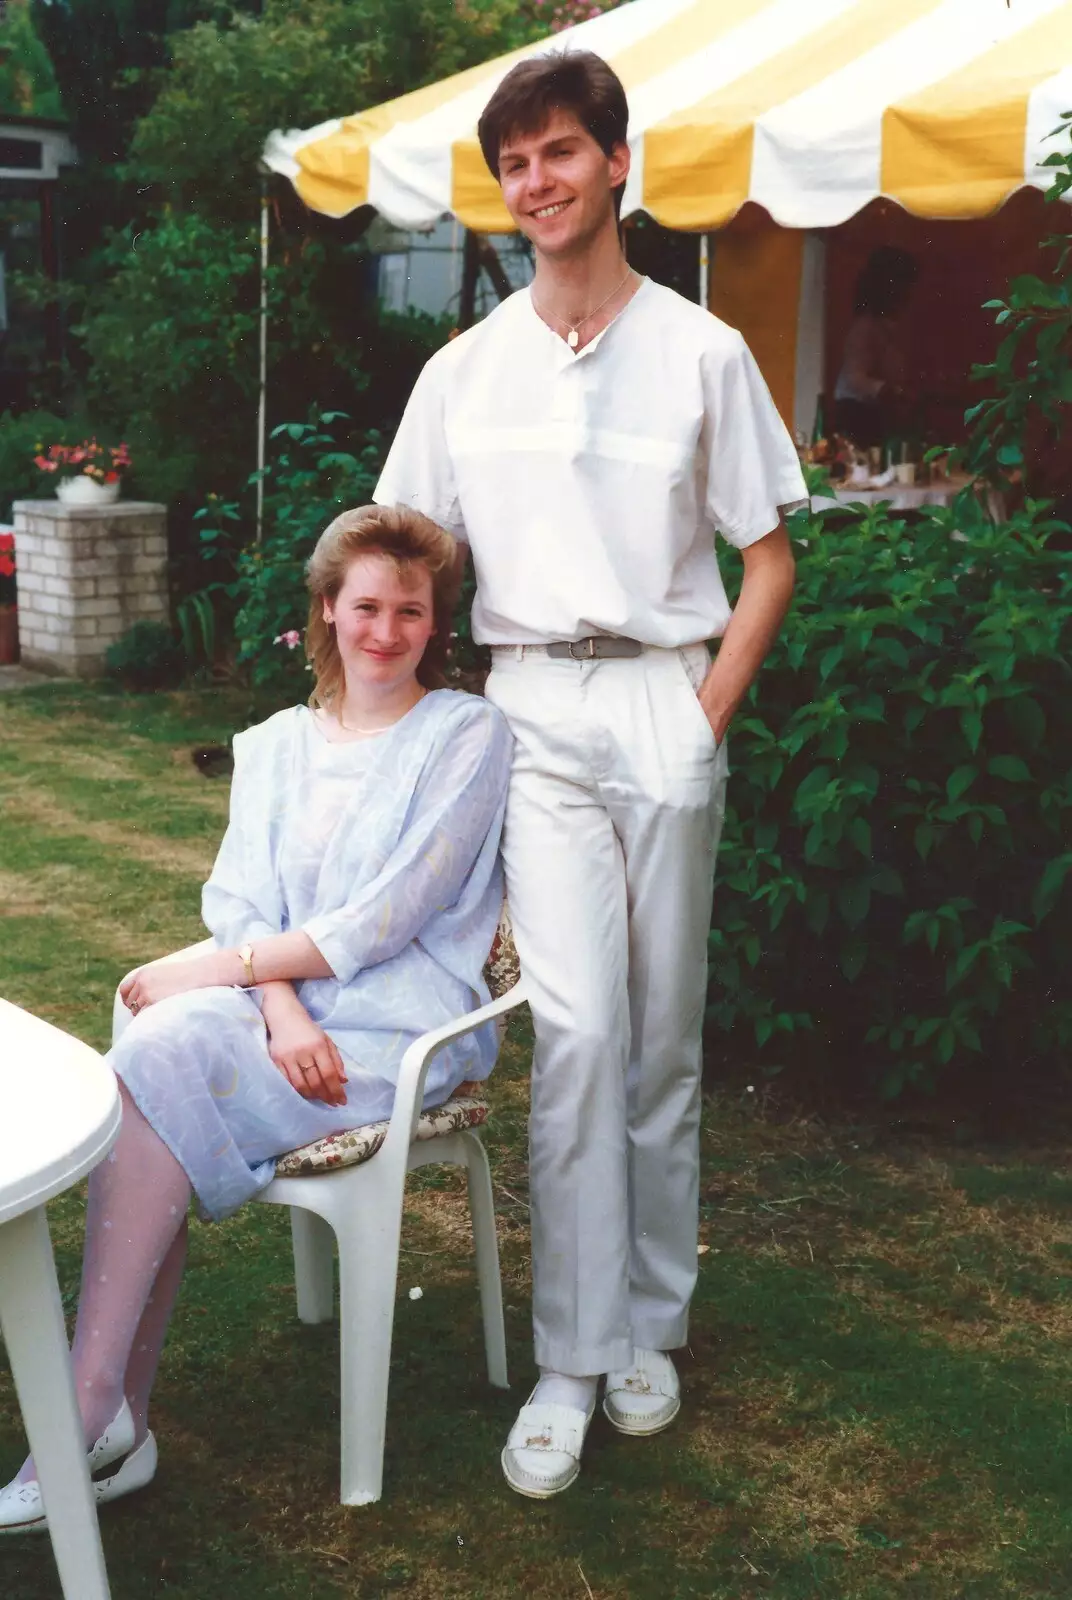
{"left": 374, "top": 50, "right": 806, "bottom": 1498}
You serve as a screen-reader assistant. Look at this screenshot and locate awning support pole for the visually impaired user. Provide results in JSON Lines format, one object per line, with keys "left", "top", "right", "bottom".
{"left": 698, "top": 232, "right": 710, "bottom": 310}
{"left": 458, "top": 229, "right": 480, "bottom": 331}
{"left": 256, "top": 180, "right": 270, "bottom": 544}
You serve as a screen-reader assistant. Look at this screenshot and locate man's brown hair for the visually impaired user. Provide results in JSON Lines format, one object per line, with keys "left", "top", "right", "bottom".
{"left": 477, "top": 50, "right": 629, "bottom": 215}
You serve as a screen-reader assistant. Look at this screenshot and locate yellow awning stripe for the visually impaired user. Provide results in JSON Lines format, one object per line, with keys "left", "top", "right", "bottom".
{"left": 883, "top": 1, "right": 1072, "bottom": 217}
{"left": 610, "top": 0, "right": 773, "bottom": 91}
{"left": 265, "top": 0, "right": 1072, "bottom": 230}
{"left": 294, "top": 44, "right": 534, "bottom": 216}
{"left": 293, "top": 131, "right": 372, "bottom": 217}
{"left": 451, "top": 141, "right": 515, "bottom": 232}
{"left": 447, "top": 0, "right": 780, "bottom": 230}
{"left": 643, "top": 0, "right": 948, "bottom": 228}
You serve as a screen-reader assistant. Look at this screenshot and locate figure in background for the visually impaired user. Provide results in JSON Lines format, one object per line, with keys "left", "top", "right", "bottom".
{"left": 834, "top": 246, "right": 919, "bottom": 448}
{"left": 0, "top": 504, "right": 511, "bottom": 1534}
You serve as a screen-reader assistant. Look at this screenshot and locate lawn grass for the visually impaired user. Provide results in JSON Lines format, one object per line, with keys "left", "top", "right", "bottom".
{"left": 2, "top": 680, "right": 1072, "bottom": 1598}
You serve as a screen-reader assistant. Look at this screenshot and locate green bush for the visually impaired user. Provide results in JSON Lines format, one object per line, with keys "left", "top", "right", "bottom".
{"left": 709, "top": 492, "right": 1072, "bottom": 1097}
{"left": 104, "top": 620, "right": 185, "bottom": 692}
{"left": 0, "top": 408, "right": 68, "bottom": 519}
{"left": 956, "top": 112, "right": 1071, "bottom": 498}
{"left": 193, "top": 413, "right": 386, "bottom": 700}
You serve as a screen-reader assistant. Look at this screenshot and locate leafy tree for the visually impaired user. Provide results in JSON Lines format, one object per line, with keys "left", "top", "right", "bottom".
{"left": 957, "top": 113, "right": 1072, "bottom": 503}
{"left": 29, "top": 0, "right": 257, "bottom": 167}
{"left": 66, "top": 0, "right": 541, "bottom": 534}
{"left": 128, "top": 0, "right": 540, "bottom": 220}
{"left": 524, "top": 0, "right": 626, "bottom": 35}
{"left": 30, "top": 0, "right": 619, "bottom": 551}
{"left": 0, "top": 0, "right": 62, "bottom": 118}
{"left": 76, "top": 208, "right": 448, "bottom": 512}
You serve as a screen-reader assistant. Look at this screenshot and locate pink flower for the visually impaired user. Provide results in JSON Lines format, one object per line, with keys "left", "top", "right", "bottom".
{"left": 33, "top": 436, "right": 133, "bottom": 479}
{"left": 273, "top": 629, "right": 302, "bottom": 650}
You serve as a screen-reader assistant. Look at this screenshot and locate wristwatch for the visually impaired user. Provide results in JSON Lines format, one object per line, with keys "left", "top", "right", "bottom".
{"left": 238, "top": 942, "right": 256, "bottom": 987}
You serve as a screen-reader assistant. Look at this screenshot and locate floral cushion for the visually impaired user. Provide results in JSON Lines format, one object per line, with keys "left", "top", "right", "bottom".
{"left": 484, "top": 903, "right": 520, "bottom": 1001}
{"left": 275, "top": 1095, "right": 489, "bottom": 1178}
{"left": 275, "top": 906, "right": 517, "bottom": 1180}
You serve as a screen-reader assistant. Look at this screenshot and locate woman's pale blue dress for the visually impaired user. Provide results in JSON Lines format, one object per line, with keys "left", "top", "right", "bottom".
{"left": 111, "top": 691, "right": 512, "bottom": 1219}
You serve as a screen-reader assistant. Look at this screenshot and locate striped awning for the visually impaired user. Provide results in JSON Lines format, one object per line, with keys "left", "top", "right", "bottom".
{"left": 264, "top": 0, "right": 1072, "bottom": 232}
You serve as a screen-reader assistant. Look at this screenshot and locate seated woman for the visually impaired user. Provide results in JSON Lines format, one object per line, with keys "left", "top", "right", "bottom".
{"left": 0, "top": 503, "right": 512, "bottom": 1533}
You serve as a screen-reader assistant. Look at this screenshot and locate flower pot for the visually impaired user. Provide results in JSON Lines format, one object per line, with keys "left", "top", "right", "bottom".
{"left": 0, "top": 603, "right": 18, "bottom": 665}
{"left": 56, "top": 475, "right": 121, "bottom": 507}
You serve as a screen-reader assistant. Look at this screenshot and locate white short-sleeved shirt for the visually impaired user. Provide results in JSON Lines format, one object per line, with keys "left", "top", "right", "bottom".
{"left": 374, "top": 277, "right": 807, "bottom": 648}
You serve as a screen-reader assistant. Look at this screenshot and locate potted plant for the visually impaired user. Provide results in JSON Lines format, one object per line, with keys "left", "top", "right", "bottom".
{"left": 33, "top": 438, "right": 132, "bottom": 506}
{"left": 0, "top": 529, "right": 17, "bottom": 664}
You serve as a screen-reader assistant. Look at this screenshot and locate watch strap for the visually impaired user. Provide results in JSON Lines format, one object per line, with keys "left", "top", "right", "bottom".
{"left": 238, "top": 942, "right": 256, "bottom": 987}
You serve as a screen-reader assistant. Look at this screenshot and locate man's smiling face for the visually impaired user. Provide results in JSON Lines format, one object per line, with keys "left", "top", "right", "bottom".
{"left": 497, "top": 109, "right": 629, "bottom": 261}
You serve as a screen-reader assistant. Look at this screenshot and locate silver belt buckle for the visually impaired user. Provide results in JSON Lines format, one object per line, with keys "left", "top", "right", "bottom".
{"left": 568, "top": 638, "right": 598, "bottom": 660}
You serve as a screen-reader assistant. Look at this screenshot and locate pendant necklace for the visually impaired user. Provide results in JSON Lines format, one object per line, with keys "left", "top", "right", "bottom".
{"left": 531, "top": 266, "right": 635, "bottom": 350}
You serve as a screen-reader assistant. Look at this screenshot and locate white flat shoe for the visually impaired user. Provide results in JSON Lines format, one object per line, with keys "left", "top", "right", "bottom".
{"left": 602, "top": 1348, "right": 681, "bottom": 1436}
{"left": 0, "top": 1400, "right": 145, "bottom": 1536}
{"left": 96, "top": 1430, "right": 157, "bottom": 1507}
{"left": 501, "top": 1385, "right": 596, "bottom": 1499}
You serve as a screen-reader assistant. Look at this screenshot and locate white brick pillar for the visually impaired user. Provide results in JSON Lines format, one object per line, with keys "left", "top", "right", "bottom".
{"left": 12, "top": 499, "right": 168, "bottom": 677}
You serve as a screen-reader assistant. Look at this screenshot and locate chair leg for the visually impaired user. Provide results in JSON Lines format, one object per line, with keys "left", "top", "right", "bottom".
{"left": 462, "top": 1132, "right": 509, "bottom": 1390}
{"left": 335, "top": 1205, "right": 403, "bottom": 1506}
{"left": 289, "top": 1206, "right": 335, "bottom": 1325}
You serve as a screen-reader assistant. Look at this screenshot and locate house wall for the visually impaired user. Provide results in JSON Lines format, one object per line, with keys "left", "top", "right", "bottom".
{"left": 374, "top": 217, "right": 533, "bottom": 320}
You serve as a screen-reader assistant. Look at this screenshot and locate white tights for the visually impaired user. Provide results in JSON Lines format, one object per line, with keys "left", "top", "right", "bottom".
{"left": 20, "top": 1082, "right": 191, "bottom": 1481}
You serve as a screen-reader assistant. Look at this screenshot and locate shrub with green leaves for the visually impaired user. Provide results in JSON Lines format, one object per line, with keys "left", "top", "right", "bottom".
{"left": 193, "top": 414, "right": 386, "bottom": 699}
{"left": 0, "top": 407, "right": 69, "bottom": 518}
{"left": 956, "top": 112, "right": 1071, "bottom": 500}
{"left": 104, "top": 620, "right": 185, "bottom": 692}
{"left": 710, "top": 491, "right": 1072, "bottom": 1097}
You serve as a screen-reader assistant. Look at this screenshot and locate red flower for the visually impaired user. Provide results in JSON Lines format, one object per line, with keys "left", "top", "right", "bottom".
{"left": 0, "top": 555, "right": 14, "bottom": 578}
{"left": 34, "top": 436, "right": 133, "bottom": 477}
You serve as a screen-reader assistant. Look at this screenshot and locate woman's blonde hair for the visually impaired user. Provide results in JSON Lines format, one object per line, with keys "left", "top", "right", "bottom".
{"left": 304, "top": 503, "right": 459, "bottom": 709}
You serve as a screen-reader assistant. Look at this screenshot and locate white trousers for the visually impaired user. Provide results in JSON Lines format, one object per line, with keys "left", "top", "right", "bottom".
{"left": 484, "top": 644, "right": 729, "bottom": 1375}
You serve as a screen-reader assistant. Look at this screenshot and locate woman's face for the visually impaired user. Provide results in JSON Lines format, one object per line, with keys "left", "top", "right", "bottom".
{"left": 323, "top": 552, "right": 435, "bottom": 694}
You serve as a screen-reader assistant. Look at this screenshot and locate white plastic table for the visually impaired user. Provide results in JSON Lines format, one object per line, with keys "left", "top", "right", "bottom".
{"left": 0, "top": 997, "right": 122, "bottom": 1599}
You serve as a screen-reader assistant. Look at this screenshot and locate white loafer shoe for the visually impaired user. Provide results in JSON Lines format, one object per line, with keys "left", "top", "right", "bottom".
{"left": 602, "top": 1348, "right": 681, "bottom": 1436}
{"left": 96, "top": 1430, "right": 157, "bottom": 1507}
{"left": 501, "top": 1386, "right": 596, "bottom": 1499}
{"left": 0, "top": 1399, "right": 141, "bottom": 1536}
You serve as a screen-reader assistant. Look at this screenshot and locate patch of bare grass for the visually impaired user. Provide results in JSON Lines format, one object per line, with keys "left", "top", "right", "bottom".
{"left": 2, "top": 785, "right": 220, "bottom": 881}
{"left": 5, "top": 686, "right": 1072, "bottom": 1600}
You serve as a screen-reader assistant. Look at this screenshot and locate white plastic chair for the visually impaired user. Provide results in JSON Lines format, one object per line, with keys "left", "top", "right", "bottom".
{"left": 113, "top": 938, "right": 528, "bottom": 1506}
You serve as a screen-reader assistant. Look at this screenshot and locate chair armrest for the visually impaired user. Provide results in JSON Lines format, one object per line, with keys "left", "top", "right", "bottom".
{"left": 111, "top": 946, "right": 530, "bottom": 1158}
{"left": 380, "top": 977, "right": 530, "bottom": 1163}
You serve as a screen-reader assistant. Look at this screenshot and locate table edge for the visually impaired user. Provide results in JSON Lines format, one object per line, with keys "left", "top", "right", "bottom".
{"left": 0, "top": 1099, "right": 123, "bottom": 1226}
